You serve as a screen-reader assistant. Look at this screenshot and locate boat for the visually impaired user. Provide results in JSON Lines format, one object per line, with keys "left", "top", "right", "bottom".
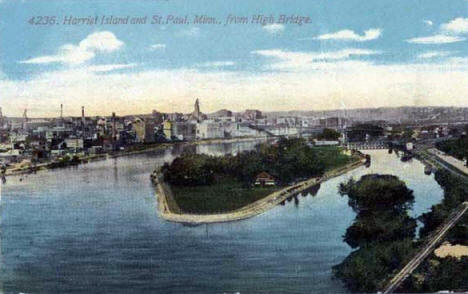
{"left": 424, "top": 165, "right": 432, "bottom": 175}
{"left": 401, "top": 153, "right": 413, "bottom": 162}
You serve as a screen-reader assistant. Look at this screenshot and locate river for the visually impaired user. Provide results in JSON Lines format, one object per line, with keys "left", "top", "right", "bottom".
{"left": 0, "top": 141, "right": 444, "bottom": 294}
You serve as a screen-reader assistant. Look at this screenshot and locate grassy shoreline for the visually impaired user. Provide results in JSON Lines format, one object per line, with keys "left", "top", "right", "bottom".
{"left": 155, "top": 156, "right": 365, "bottom": 224}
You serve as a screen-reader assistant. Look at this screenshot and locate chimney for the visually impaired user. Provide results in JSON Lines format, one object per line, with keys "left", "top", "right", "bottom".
{"left": 81, "top": 106, "right": 85, "bottom": 124}
{"left": 60, "top": 104, "right": 63, "bottom": 119}
{"left": 81, "top": 106, "right": 85, "bottom": 139}
{"left": 112, "top": 112, "right": 116, "bottom": 141}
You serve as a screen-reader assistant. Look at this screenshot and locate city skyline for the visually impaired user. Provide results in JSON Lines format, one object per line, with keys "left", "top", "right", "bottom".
{"left": 2, "top": 0, "right": 468, "bottom": 117}
{"left": 4, "top": 103, "right": 468, "bottom": 119}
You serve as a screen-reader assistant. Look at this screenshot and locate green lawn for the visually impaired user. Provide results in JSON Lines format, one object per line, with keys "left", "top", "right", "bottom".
{"left": 167, "top": 144, "right": 357, "bottom": 215}
{"left": 312, "top": 146, "right": 357, "bottom": 171}
{"left": 171, "top": 176, "right": 278, "bottom": 214}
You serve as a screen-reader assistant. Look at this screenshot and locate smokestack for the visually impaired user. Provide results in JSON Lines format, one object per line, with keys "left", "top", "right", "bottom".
{"left": 81, "top": 106, "right": 85, "bottom": 139}
{"left": 112, "top": 112, "right": 116, "bottom": 141}
{"left": 60, "top": 104, "right": 63, "bottom": 119}
{"left": 81, "top": 106, "right": 85, "bottom": 125}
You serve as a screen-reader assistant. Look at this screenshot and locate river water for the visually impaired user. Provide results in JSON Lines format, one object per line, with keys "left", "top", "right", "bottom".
{"left": 0, "top": 142, "right": 444, "bottom": 294}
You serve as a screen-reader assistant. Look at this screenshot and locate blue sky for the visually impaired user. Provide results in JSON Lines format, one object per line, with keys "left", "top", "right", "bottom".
{"left": 1, "top": 0, "right": 468, "bottom": 116}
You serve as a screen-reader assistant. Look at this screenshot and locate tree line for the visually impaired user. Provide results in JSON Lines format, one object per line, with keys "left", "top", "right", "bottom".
{"left": 162, "top": 138, "right": 351, "bottom": 187}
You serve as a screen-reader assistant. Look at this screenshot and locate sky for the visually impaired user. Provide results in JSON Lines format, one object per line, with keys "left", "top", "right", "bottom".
{"left": 1, "top": 0, "right": 468, "bottom": 117}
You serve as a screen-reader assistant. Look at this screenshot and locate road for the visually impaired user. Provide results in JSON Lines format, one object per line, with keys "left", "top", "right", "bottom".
{"left": 414, "top": 139, "right": 468, "bottom": 180}
{"left": 381, "top": 202, "right": 468, "bottom": 294}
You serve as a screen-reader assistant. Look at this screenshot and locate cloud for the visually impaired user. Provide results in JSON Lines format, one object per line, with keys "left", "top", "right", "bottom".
{"left": 407, "top": 34, "right": 465, "bottom": 44}
{"left": 20, "top": 31, "right": 124, "bottom": 65}
{"left": 254, "top": 48, "right": 379, "bottom": 61}
{"left": 417, "top": 51, "right": 452, "bottom": 59}
{"left": 86, "top": 63, "right": 137, "bottom": 73}
{"left": 252, "top": 49, "right": 379, "bottom": 72}
{"left": 424, "top": 20, "right": 433, "bottom": 26}
{"left": 315, "top": 28, "right": 382, "bottom": 41}
{"left": 441, "top": 17, "right": 468, "bottom": 34}
{"left": 4, "top": 60, "right": 468, "bottom": 117}
{"left": 253, "top": 48, "right": 380, "bottom": 71}
{"left": 262, "top": 24, "right": 285, "bottom": 34}
{"left": 149, "top": 44, "right": 166, "bottom": 50}
{"left": 409, "top": 17, "right": 468, "bottom": 45}
{"left": 198, "top": 61, "right": 235, "bottom": 67}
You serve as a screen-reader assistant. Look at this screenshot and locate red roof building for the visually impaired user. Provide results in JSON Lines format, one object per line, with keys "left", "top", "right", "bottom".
{"left": 255, "top": 171, "right": 276, "bottom": 186}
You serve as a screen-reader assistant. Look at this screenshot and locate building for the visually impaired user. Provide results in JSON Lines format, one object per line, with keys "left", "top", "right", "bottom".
{"left": 313, "top": 139, "right": 340, "bottom": 146}
{"left": 163, "top": 121, "right": 196, "bottom": 141}
{"left": 162, "top": 121, "right": 173, "bottom": 139}
{"left": 255, "top": 171, "right": 276, "bottom": 186}
{"left": 265, "top": 125, "right": 299, "bottom": 136}
{"left": 190, "top": 98, "right": 206, "bottom": 121}
{"left": 196, "top": 120, "right": 225, "bottom": 139}
{"left": 65, "top": 138, "right": 84, "bottom": 150}
{"left": 319, "top": 117, "right": 347, "bottom": 128}
{"left": 406, "top": 142, "right": 414, "bottom": 151}
{"left": 152, "top": 110, "right": 164, "bottom": 124}
{"left": 208, "top": 109, "right": 234, "bottom": 121}
{"left": 0, "top": 107, "right": 4, "bottom": 129}
{"left": 242, "top": 109, "right": 263, "bottom": 121}
{"left": 166, "top": 112, "right": 184, "bottom": 122}
{"left": 133, "top": 117, "right": 157, "bottom": 143}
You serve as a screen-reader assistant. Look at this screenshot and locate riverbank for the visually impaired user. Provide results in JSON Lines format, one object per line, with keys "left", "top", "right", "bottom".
{"left": 155, "top": 157, "right": 366, "bottom": 225}
{"left": 428, "top": 148, "right": 468, "bottom": 176}
{"left": 3, "top": 136, "right": 268, "bottom": 177}
{"left": 415, "top": 147, "right": 468, "bottom": 180}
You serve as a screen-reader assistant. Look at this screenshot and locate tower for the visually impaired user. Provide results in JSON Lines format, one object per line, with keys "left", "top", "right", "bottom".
{"left": 192, "top": 98, "right": 201, "bottom": 121}
{"left": 22, "top": 109, "right": 28, "bottom": 130}
{"left": 57, "top": 104, "right": 64, "bottom": 127}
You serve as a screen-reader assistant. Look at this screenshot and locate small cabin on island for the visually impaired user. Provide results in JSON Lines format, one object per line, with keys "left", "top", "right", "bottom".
{"left": 255, "top": 172, "right": 276, "bottom": 186}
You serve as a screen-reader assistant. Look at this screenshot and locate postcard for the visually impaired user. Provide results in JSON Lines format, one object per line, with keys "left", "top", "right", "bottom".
{"left": 1, "top": 0, "right": 468, "bottom": 293}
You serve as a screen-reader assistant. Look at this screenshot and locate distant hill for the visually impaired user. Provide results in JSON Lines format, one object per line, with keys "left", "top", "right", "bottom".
{"left": 264, "top": 106, "right": 468, "bottom": 123}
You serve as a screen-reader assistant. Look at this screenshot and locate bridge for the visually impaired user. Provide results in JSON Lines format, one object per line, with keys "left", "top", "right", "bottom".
{"left": 381, "top": 202, "right": 468, "bottom": 294}
{"left": 346, "top": 141, "right": 388, "bottom": 150}
{"left": 247, "top": 124, "right": 276, "bottom": 137}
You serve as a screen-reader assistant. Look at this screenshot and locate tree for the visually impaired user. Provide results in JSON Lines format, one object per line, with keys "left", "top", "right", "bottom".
{"left": 339, "top": 174, "right": 415, "bottom": 213}
{"left": 316, "top": 128, "right": 341, "bottom": 141}
{"left": 334, "top": 174, "right": 417, "bottom": 292}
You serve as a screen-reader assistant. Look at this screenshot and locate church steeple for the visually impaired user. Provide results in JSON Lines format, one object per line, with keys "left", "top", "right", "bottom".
{"left": 192, "top": 98, "right": 201, "bottom": 121}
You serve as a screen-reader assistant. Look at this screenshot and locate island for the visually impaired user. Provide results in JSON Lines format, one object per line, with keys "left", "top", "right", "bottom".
{"left": 152, "top": 137, "right": 366, "bottom": 224}
{"left": 334, "top": 170, "right": 468, "bottom": 293}
{"left": 333, "top": 174, "right": 418, "bottom": 292}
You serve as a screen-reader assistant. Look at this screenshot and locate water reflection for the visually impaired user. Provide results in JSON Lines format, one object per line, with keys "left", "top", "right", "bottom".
{"left": 280, "top": 184, "right": 322, "bottom": 207}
